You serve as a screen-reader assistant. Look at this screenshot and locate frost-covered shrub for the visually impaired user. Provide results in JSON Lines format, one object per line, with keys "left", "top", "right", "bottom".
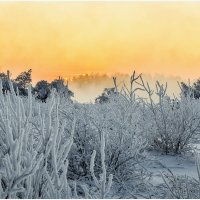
{"left": 60, "top": 93, "right": 148, "bottom": 187}
{"left": 89, "top": 129, "right": 113, "bottom": 199}
{"left": 160, "top": 172, "right": 200, "bottom": 198}
{"left": 90, "top": 72, "right": 152, "bottom": 196}
{"left": 100, "top": 96, "right": 147, "bottom": 181}
{"left": 66, "top": 103, "right": 99, "bottom": 180}
{"left": 138, "top": 78, "right": 200, "bottom": 154}
{"left": 77, "top": 72, "right": 149, "bottom": 185}
{"left": 0, "top": 81, "right": 76, "bottom": 198}
{"left": 160, "top": 155, "right": 200, "bottom": 199}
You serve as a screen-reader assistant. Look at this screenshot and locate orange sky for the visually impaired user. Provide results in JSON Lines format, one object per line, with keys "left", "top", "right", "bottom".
{"left": 0, "top": 2, "right": 200, "bottom": 85}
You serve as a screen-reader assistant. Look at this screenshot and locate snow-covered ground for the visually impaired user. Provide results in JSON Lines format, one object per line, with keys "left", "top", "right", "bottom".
{"left": 144, "top": 150, "right": 198, "bottom": 188}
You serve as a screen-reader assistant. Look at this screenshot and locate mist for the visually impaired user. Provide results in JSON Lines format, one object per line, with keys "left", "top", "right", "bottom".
{"left": 67, "top": 72, "right": 185, "bottom": 103}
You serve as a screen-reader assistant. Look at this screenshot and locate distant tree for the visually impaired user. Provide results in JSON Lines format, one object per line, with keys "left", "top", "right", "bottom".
{"left": 193, "top": 80, "right": 200, "bottom": 98}
{"left": 0, "top": 71, "right": 9, "bottom": 94}
{"left": 14, "top": 69, "right": 32, "bottom": 96}
{"left": 0, "top": 72, "right": 8, "bottom": 79}
{"left": 33, "top": 80, "right": 51, "bottom": 102}
{"left": 180, "top": 79, "right": 200, "bottom": 99}
{"left": 95, "top": 87, "right": 116, "bottom": 104}
{"left": 50, "top": 76, "right": 74, "bottom": 100}
{"left": 0, "top": 70, "right": 15, "bottom": 94}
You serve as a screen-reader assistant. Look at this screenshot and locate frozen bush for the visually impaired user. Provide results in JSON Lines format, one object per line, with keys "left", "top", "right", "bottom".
{"left": 160, "top": 154, "right": 200, "bottom": 199}
{"left": 138, "top": 77, "right": 200, "bottom": 154}
{"left": 90, "top": 130, "right": 113, "bottom": 199}
{"left": 0, "top": 80, "right": 76, "bottom": 198}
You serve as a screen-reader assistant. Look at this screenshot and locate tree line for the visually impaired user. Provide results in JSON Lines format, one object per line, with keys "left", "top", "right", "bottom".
{"left": 0, "top": 69, "right": 74, "bottom": 102}
{"left": 1, "top": 69, "right": 200, "bottom": 103}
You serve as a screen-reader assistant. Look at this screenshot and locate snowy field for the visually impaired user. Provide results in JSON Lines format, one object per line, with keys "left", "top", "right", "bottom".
{"left": 0, "top": 72, "right": 200, "bottom": 199}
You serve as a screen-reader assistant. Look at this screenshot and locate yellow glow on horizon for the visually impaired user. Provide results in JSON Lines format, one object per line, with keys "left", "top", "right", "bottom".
{"left": 0, "top": 2, "right": 200, "bottom": 82}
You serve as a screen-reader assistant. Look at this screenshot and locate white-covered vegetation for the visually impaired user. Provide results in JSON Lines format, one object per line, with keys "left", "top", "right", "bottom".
{"left": 0, "top": 71, "right": 200, "bottom": 198}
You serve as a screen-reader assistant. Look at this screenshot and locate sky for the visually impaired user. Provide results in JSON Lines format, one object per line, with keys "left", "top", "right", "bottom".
{"left": 0, "top": 2, "right": 200, "bottom": 101}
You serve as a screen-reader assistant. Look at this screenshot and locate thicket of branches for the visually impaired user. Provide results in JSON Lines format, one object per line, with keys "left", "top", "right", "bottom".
{"left": 1, "top": 69, "right": 200, "bottom": 198}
